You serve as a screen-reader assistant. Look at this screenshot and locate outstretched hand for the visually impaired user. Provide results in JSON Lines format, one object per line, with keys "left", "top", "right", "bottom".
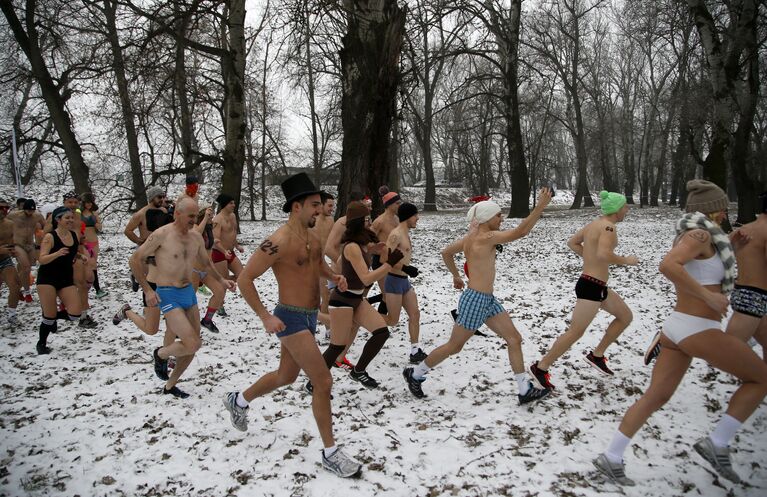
{"left": 536, "top": 188, "right": 552, "bottom": 209}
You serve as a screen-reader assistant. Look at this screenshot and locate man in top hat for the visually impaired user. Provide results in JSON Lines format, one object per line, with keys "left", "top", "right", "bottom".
{"left": 222, "top": 172, "right": 362, "bottom": 478}
{"left": 529, "top": 191, "right": 638, "bottom": 391}
{"left": 7, "top": 198, "right": 45, "bottom": 303}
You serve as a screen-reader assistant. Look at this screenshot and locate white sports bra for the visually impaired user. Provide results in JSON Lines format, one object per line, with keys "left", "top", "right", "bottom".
{"left": 684, "top": 253, "right": 725, "bottom": 286}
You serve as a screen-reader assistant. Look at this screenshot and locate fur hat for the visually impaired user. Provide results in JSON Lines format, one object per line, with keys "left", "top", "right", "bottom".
{"left": 346, "top": 201, "right": 370, "bottom": 221}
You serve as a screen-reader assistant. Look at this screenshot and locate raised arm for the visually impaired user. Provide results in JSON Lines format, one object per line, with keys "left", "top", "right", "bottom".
{"left": 493, "top": 188, "right": 552, "bottom": 244}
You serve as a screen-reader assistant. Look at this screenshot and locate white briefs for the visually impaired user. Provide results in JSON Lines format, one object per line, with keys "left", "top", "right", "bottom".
{"left": 662, "top": 311, "right": 722, "bottom": 345}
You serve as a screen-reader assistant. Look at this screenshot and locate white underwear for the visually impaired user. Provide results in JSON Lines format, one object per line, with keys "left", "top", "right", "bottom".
{"left": 662, "top": 311, "right": 722, "bottom": 345}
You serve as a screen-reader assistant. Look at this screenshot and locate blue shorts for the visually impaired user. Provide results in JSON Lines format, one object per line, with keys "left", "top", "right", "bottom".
{"left": 385, "top": 273, "right": 412, "bottom": 295}
{"left": 456, "top": 288, "right": 505, "bottom": 331}
{"left": 157, "top": 284, "right": 198, "bottom": 314}
{"left": 273, "top": 304, "right": 318, "bottom": 338}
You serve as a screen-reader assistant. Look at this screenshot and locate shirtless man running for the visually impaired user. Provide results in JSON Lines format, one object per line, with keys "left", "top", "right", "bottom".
{"left": 222, "top": 173, "right": 362, "bottom": 478}
{"left": 727, "top": 192, "right": 767, "bottom": 353}
{"left": 370, "top": 187, "right": 402, "bottom": 313}
{"left": 382, "top": 202, "right": 427, "bottom": 363}
{"left": 403, "top": 190, "right": 552, "bottom": 404}
{"left": 133, "top": 197, "right": 235, "bottom": 398}
{"left": 312, "top": 192, "right": 335, "bottom": 315}
{"left": 8, "top": 199, "right": 45, "bottom": 303}
{"left": 0, "top": 199, "right": 21, "bottom": 326}
{"left": 211, "top": 193, "right": 244, "bottom": 279}
{"left": 529, "top": 191, "right": 638, "bottom": 391}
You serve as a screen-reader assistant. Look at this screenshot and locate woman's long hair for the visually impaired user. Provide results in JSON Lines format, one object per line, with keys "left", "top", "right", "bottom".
{"left": 341, "top": 216, "right": 378, "bottom": 246}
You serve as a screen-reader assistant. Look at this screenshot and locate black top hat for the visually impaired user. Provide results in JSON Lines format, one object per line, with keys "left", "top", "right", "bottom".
{"left": 281, "top": 173, "right": 321, "bottom": 213}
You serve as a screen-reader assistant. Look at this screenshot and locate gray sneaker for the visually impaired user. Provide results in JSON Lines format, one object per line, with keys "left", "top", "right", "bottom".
{"left": 223, "top": 392, "right": 249, "bottom": 431}
{"left": 593, "top": 454, "right": 635, "bottom": 486}
{"left": 321, "top": 446, "right": 362, "bottom": 478}
{"left": 693, "top": 437, "right": 741, "bottom": 483}
{"left": 7, "top": 314, "right": 20, "bottom": 328}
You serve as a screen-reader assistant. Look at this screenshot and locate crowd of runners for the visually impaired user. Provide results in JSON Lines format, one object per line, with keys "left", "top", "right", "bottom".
{"left": 2, "top": 174, "right": 765, "bottom": 483}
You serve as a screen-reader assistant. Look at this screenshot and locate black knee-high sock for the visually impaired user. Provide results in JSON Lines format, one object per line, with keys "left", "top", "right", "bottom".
{"left": 322, "top": 343, "right": 346, "bottom": 370}
{"left": 37, "top": 318, "right": 56, "bottom": 353}
{"left": 355, "top": 327, "right": 390, "bottom": 372}
{"left": 93, "top": 270, "right": 100, "bottom": 291}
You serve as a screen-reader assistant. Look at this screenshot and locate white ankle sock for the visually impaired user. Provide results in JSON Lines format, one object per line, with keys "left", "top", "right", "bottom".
{"left": 323, "top": 445, "right": 338, "bottom": 458}
{"left": 410, "top": 343, "right": 420, "bottom": 354}
{"left": 516, "top": 373, "right": 530, "bottom": 395}
{"left": 605, "top": 431, "right": 632, "bottom": 464}
{"left": 235, "top": 392, "right": 249, "bottom": 408}
{"left": 8, "top": 308, "right": 16, "bottom": 317}
{"left": 710, "top": 414, "right": 741, "bottom": 448}
{"left": 413, "top": 361, "right": 431, "bottom": 380}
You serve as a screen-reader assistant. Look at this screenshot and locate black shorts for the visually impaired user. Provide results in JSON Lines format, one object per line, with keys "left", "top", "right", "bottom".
{"left": 142, "top": 281, "right": 158, "bottom": 307}
{"left": 37, "top": 270, "right": 74, "bottom": 291}
{"left": 575, "top": 274, "right": 608, "bottom": 302}
{"left": 328, "top": 289, "right": 364, "bottom": 310}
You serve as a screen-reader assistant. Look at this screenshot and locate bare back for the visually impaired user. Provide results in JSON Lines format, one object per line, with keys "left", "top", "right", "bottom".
{"left": 734, "top": 216, "right": 767, "bottom": 290}
{"left": 577, "top": 219, "right": 617, "bottom": 282}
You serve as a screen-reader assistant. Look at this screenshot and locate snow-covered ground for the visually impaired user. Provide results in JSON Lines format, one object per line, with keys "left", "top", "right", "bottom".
{"left": 1, "top": 204, "right": 765, "bottom": 497}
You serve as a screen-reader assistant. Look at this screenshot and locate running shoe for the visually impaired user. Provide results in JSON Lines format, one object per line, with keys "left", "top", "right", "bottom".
{"left": 450, "top": 309, "right": 458, "bottom": 321}
{"left": 584, "top": 351, "right": 614, "bottom": 375}
{"left": 644, "top": 331, "right": 661, "bottom": 365}
{"left": 518, "top": 381, "right": 550, "bottom": 405}
{"left": 7, "top": 314, "right": 20, "bottom": 328}
{"left": 409, "top": 348, "right": 428, "bottom": 364}
{"left": 321, "top": 446, "right": 362, "bottom": 478}
{"left": 36, "top": 342, "right": 52, "bottom": 355}
{"left": 153, "top": 347, "right": 169, "bottom": 381}
{"left": 592, "top": 454, "right": 635, "bottom": 486}
{"left": 529, "top": 361, "right": 555, "bottom": 390}
{"left": 217, "top": 306, "right": 228, "bottom": 317}
{"left": 335, "top": 356, "right": 355, "bottom": 371}
{"left": 349, "top": 369, "right": 379, "bottom": 389}
{"left": 403, "top": 367, "right": 426, "bottom": 398}
{"left": 78, "top": 315, "right": 98, "bottom": 329}
{"left": 163, "top": 386, "right": 190, "bottom": 399}
{"left": 95, "top": 289, "right": 109, "bottom": 299}
{"left": 693, "top": 437, "right": 742, "bottom": 483}
{"left": 197, "top": 284, "right": 212, "bottom": 296}
{"left": 200, "top": 318, "right": 220, "bottom": 333}
{"left": 223, "top": 392, "right": 249, "bottom": 431}
{"left": 112, "top": 304, "right": 131, "bottom": 325}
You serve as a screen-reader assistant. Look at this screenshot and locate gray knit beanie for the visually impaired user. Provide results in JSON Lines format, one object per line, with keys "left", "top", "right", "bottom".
{"left": 146, "top": 186, "right": 165, "bottom": 201}
{"left": 685, "top": 179, "right": 728, "bottom": 213}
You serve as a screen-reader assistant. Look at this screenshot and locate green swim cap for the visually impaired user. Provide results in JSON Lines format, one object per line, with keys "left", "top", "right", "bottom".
{"left": 600, "top": 191, "right": 626, "bottom": 215}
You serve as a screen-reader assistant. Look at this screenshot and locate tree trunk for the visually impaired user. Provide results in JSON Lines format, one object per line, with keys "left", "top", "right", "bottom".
{"left": 104, "top": 0, "right": 147, "bottom": 206}
{"left": 174, "top": 3, "right": 197, "bottom": 181}
{"left": 1, "top": 0, "right": 90, "bottom": 193}
{"left": 304, "top": 0, "right": 321, "bottom": 186}
{"left": 338, "top": 0, "right": 405, "bottom": 217}
{"left": 220, "top": 0, "right": 248, "bottom": 216}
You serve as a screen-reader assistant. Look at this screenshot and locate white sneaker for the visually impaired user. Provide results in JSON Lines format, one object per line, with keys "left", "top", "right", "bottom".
{"left": 222, "top": 392, "right": 249, "bottom": 431}
{"left": 321, "top": 446, "right": 362, "bottom": 478}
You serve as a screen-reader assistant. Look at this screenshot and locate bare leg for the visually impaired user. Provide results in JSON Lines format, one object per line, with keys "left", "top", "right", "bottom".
{"left": 243, "top": 331, "right": 335, "bottom": 447}
{"left": 539, "top": 299, "right": 601, "bottom": 370}
{"left": 2, "top": 267, "right": 20, "bottom": 309}
{"left": 126, "top": 306, "right": 161, "bottom": 335}
{"left": 593, "top": 289, "right": 633, "bottom": 357}
{"left": 157, "top": 307, "right": 201, "bottom": 359}
{"left": 402, "top": 289, "right": 421, "bottom": 345}
{"left": 485, "top": 311, "right": 524, "bottom": 374}
{"left": 14, "top": 246, "right": 31, "bottom": 294}
{"left": 424, "top": 323, "right": 474, "bottom": 368}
